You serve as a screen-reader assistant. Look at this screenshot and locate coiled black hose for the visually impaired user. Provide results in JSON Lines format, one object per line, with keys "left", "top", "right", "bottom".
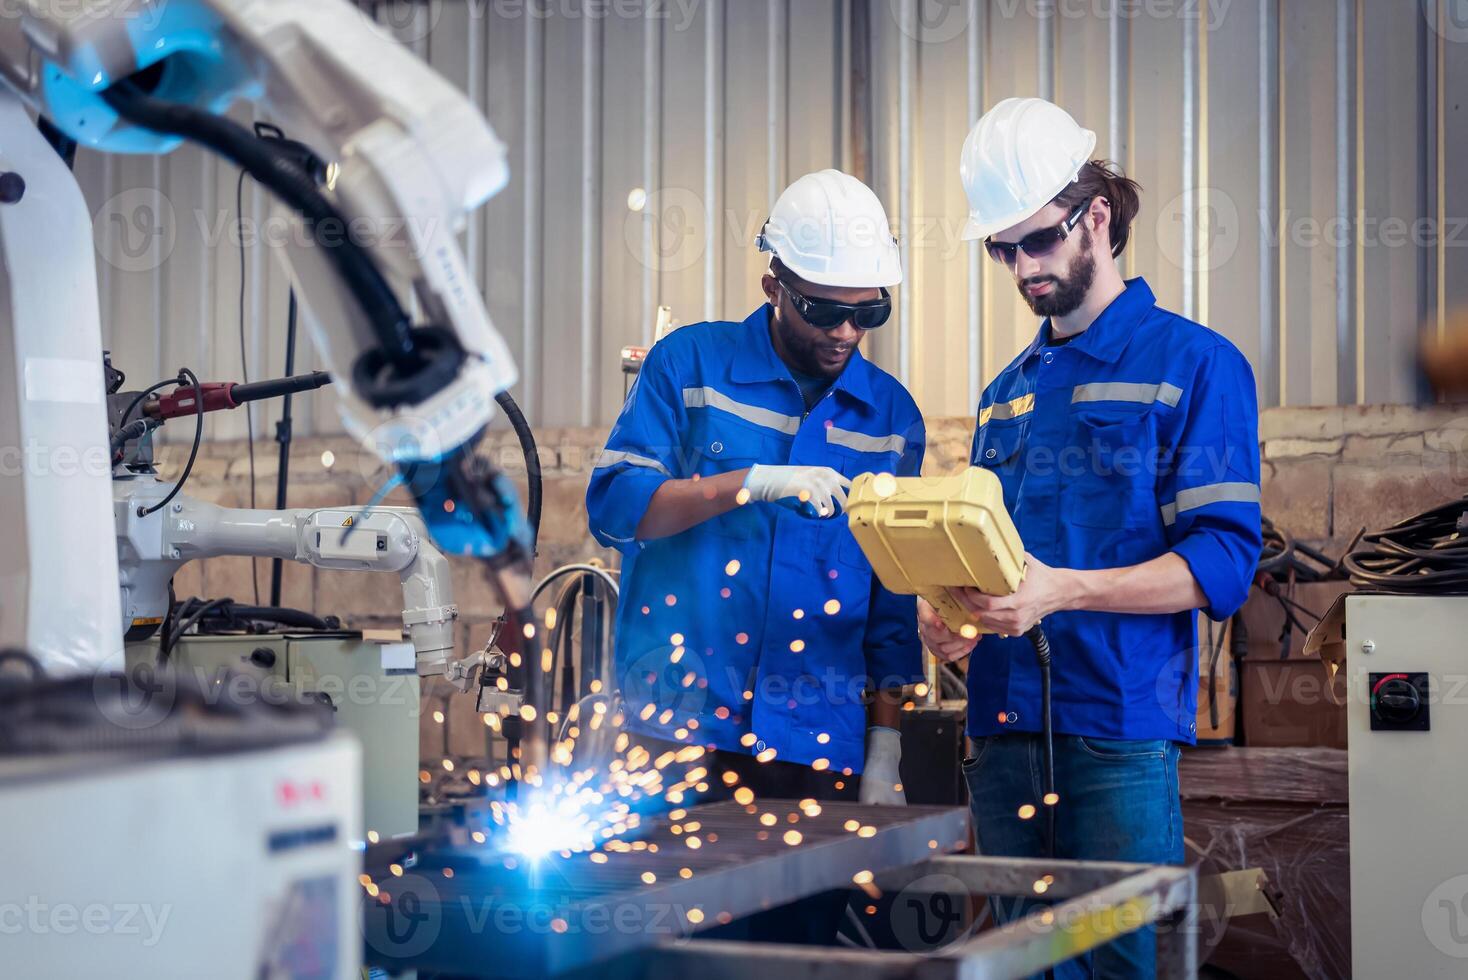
{"left": 1344, "top": 497, "right": 1468, "bottom": 593}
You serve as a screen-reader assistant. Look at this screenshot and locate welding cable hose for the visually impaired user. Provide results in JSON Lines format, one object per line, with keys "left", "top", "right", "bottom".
{"left": 1025, "top": 624, "right": 1057, "bottom": 861}
{"left": 1343, "top": 496, "right": 1468, "bottom": 593}
{"left": 102, "top": 80, "right": 418, "bottom": 369}
{"left": 495, "top": 390, "right": 542, "bottom": 553}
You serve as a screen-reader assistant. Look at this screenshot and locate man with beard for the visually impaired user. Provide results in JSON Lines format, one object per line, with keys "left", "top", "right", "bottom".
{"left": 587, "top": 169, "right": 924, "bottom": 942}
{"left": 921, "top": 98, "right": 1261, "bottom": 978}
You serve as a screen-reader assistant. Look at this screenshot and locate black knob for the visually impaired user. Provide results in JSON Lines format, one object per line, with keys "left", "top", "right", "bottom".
{"left": 248, "top": 647, "right": 277, "bottom": 669}
{"left": 1374, "top": 677, "right": 1422, "bottom": 724}
{"left": 0, "top": 173, "right": 25, "bottom": 205}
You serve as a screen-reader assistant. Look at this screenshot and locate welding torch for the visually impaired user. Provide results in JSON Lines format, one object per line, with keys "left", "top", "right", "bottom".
{"left": 140, "top": 370, "right": 334, "bottom": 420}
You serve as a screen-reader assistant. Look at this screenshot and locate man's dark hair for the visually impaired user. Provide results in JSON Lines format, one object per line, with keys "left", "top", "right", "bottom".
{"left": 1050, "top": 160, "right": 1143, "bottom": 257}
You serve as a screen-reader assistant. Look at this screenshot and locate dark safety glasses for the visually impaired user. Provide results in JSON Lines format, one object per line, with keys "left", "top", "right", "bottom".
{"left": 776, "top": 278, "right": 892, "bottom": 330}
{"left": 984, "top": 198, "right": 1092, "bottom": 267}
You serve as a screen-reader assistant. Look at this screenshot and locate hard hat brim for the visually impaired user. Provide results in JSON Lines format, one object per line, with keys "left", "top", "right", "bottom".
{"left": 784, "top": 264, "right": 903, "bottom": 290}
{"left": 958, "top": 131, "right": 1097, "bottom": 242}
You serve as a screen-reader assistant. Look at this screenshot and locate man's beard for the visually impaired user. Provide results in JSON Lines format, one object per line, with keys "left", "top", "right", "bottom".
{"left": 773, "top": 313, "right": 854, "bottom": 379}
{"left": 1017, "top": 227, "right": 1097, "bottom": 318}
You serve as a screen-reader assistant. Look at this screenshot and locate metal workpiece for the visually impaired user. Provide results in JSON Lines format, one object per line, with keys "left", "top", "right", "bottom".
{"left": 647, "top": 856, "right": 1199, "bottom": 980}
{"left": 361, "top": 800, "right": 970, "bottom": 977}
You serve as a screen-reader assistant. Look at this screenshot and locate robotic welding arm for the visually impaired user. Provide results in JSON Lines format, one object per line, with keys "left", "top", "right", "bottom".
{"left": 0, "top": 0, "right": 531, "bottom": 571}
{"left": 2, "top": 0, "right": 550, "bottom": 767}
{"left": 116, "top": 486, "right": 459, "bottom": 677}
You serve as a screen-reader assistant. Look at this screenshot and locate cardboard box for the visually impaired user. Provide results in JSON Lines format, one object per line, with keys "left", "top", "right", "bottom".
{"left": 1236, "top": 580, "right": 1353, "bottom": 661}
{"left": 1240, "top": 660, "right": 1348, "bottom": 748}
{"left": 1237, "top": 581, "right": 1352, "bottom": 749}
{"left": 1196, "top": 612, "right": 1237, "bottom": 745}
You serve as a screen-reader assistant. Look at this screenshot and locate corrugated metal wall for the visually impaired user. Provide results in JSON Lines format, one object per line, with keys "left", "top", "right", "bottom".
{"left": 80, "top": 0, "right": 1460, "bottom": 439}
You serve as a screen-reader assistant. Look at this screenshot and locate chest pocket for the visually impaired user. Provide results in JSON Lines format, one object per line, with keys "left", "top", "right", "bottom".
{"left": 1064, "top": 406, "right": 1159, "bottom": 529}
{"left": 975, "top": 418, "right": 1028, "bottom": 467}
{"left": 687, "top": 414, "right": 780, "bottom": 540}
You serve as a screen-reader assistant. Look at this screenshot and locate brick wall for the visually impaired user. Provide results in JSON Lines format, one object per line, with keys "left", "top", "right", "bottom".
{"left": 158, "top": 403, "right": 1467, "bottom": 634}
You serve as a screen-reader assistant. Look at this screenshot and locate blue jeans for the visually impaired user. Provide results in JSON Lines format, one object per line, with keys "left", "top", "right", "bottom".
{"left": 962, "top": 733, "right": 1184, "bottom": 980}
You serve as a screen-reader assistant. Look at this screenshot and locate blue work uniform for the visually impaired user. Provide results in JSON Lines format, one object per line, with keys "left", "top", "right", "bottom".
{"left": 587, "top": 305, "right": 926, "bottom": 774}
{"left": 967, "top": 278, "right": 1262, "bottom": 744}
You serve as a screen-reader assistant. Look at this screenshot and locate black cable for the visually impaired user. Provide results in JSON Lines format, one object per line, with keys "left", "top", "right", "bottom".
{"left": 37, "top": 116, "right": 77, "bottom": 169}
{"left": 0, "top": 648, "right": 44, "bottom": 683}
{"left": 110, "top": 417, "right": 161, "bottom": 456}
{"left": 101, "top": 80, "right": 418, "bottom": 369}
{"left": 495, "top": 390, "right": 542, "bottom": 552}
{"left": 236, "top": 166, "right": 260, "bottom": 606}
{"left": 119, "top": 377, "right": 181, "bottom": 428}
{"left": 192, "top": 603, "right": 337, "bottom": 634}
{"left": 140, "top": 368, "right": 203, "bottom": 518}
{"left": 1025, "top": 625, "right": 1057, "bottom": 862}
{"left": 271, "top": 291, "right": 301, "bottom": 608}
{"left": 1344, "top": 497, "right": 1468, "bottom": 593}
{"left": 161, "top": 597, "right": 232, "bottom": 663}
{"left": 1203, "top": 618, "right": 1226, "bottom": 730}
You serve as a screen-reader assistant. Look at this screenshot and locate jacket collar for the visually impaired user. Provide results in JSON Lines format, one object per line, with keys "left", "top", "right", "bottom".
{"left": 731, "top": 304, "right": 876, "bottom": 408}
{"left": 1020, "top": 277, "right": 1157, "bottom": 365}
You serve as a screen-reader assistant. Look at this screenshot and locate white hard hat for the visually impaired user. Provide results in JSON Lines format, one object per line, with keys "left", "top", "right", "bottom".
{"left": 756, "top": 169, "right": 902, "bottom": 288}
{"left": 958, "top": 97, "right": 1097, "bottom": 242}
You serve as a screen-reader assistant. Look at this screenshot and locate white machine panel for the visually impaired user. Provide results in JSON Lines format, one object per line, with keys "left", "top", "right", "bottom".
{"left": 1348, "top": 595, "right": 1468, "bottom": 977}
{"left": 0, "top": 734, "right": 362, "bottom": 978}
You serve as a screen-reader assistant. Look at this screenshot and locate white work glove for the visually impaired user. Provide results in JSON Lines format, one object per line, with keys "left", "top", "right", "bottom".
{"left": 742, "top": 464, "right": 851, "bottom": 519}
{"left": 858, "top": 726, "right": 906, "bottom": 806}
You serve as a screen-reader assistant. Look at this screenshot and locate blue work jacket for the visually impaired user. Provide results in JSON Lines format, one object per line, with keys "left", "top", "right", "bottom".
{"left": 587, "top": 305, "right": 926, "bottom": 774}
{"left": 968, "top": 278, "right": 1262, "bottom": 744}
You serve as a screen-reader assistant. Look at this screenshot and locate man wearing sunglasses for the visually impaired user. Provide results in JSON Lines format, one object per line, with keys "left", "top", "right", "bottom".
{"left": 920, "top": 98, "right": 1262, "bottom": 978}
{"left": 587, "top": 170, "right": 925, "bottom": 879}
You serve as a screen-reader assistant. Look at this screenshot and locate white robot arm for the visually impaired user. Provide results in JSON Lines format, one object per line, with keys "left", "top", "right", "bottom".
{"left": 1, "top": 0, "right": 551, "bottom": 766}
{"left": 116, "top": 484, "right": 459, "bottom": 677}
{"left": 2, "top": 0, "right": 532, "bottom": 566}
{"left": 0, "top": 0, "right": 539, "bottom": 649}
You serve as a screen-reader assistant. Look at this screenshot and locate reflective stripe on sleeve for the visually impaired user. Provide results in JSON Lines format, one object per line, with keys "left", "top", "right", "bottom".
{"left": 1161, "top": 481, "right": 1261, "bottom": 526}
{"left": 594, "top": 449, "right": 671, "bottom": 475}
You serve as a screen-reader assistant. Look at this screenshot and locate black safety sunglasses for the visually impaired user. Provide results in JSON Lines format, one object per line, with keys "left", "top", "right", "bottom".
{"left": 984, "top": 198, "right": 1092, "bottom": 267}
{"left": 776, "top": 277, "right": 892, "bottom": 330}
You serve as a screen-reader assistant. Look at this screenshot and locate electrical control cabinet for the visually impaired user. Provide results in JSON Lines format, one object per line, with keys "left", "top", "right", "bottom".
{"left": 1347, "top": 595, "right": 1468, "bottom": 977}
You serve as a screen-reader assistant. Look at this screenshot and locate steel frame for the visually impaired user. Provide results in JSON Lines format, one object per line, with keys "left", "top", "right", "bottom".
{"left": 644, "top": 854, "right": 1199, "bottom": 980}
